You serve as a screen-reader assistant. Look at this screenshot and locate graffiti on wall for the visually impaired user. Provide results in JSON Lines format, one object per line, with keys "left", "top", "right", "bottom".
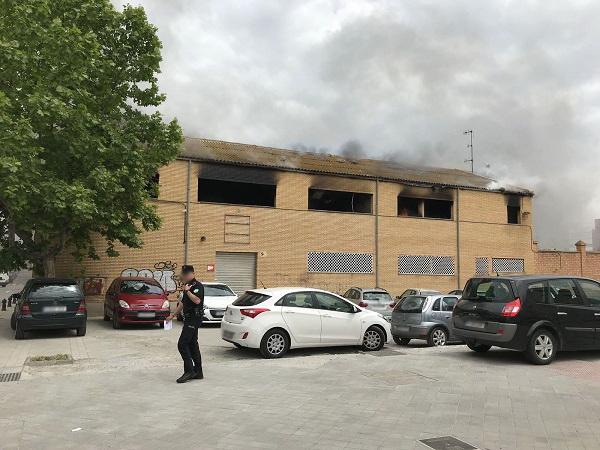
{"left": 121, "top": 261, "right": 179, "bottom": 293}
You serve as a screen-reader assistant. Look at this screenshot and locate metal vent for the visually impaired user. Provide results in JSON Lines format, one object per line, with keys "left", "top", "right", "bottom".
{"left": 307, "top": 252, "right": 373, "bottom": 273}
{"left": 398, "top": 255, "right": 455, "bottom": 275}
{"left": 492, "top": 258, "right": 524, "bottom": 273}
{"left": 475, "top": 257, "right": 489, "bottom": 275}
{"left": 0, "top": 372, "right": 21, "bottom": 383}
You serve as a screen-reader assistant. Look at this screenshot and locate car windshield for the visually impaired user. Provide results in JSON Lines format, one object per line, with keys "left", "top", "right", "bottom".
{"left": 233, "top": 292, "right": 271, "bottom": 306}
{"left": 120, "top": 281, "right": 163, "bottom": 295}
{"left": 397, "top": 296, "right": 427, "bottom": 312}
{"left": 363, "top": 292, "right": 392, "bottom": 303}
{"left": 463, "top": 279, "right": 514, "bottom": 303}
{"left": 205, "top": 284, "right": 235, "bottom": 296}
{"left": 29, "top": 283, "right": 81, "bottom": 298}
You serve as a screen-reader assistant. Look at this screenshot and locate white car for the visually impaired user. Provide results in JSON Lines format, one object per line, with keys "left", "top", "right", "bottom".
{"left": 221, "top": 287, "right": 391, "bottom": 358}
{"left": 0, "top": 273, "right": 9, "bottom": 287}
{"left": 202, "top": 282, "right": 238, "bottom": 323}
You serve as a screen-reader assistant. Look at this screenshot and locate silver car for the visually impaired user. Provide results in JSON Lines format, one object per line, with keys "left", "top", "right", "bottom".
{"left": 391, "top": 294, "right": 461, "bottom": 346}
{"left": 343, "top": 287, "right": 394, "bottom": 319}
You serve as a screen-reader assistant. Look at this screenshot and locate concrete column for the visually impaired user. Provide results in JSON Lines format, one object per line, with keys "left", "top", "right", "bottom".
{"left": 575, "top": 240, "right": 586, "bottom": 276}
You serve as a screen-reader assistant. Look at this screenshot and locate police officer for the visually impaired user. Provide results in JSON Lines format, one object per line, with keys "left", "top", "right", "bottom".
{"left": 166, "top": 265, "right": 204, "bottom": 383}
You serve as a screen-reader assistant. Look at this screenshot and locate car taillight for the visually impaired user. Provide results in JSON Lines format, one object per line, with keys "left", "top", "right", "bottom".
{"left": 240, "top": 308, "right": 269, "bottom": 318}
{"left": 21, "top": 302, "right": 31, "bottom": 315}
{"left": 501, "top": 298, "right": 521, "bottom": 317}
{"left": 358, "top": 301, "right": 369, "bottom": 308}
{"left": 77, "top": 299, "right": 87, "bottom": 314}
{"left": 389, "top": 302, "right": 396, "bottom": 308}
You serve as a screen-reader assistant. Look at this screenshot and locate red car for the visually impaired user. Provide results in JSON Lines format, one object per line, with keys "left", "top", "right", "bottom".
{"left": 104, "top": 277, "right": 171, "bottom": 329}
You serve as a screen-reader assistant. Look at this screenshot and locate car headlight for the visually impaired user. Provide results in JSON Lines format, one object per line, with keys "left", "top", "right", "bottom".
{"left": 118, "top": 300, "right": 130, "bottom": 309}
{"left": 162, "top": 300, "right": 170, "bottom": 309}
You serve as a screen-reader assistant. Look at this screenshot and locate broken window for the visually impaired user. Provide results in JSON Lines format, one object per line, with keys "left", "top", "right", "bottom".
{"left": 507, "top": 195, "right": 521, "bottom": 224}
{"left": 398, "top": 196, "right": 453, "bottom": 219}
{"left": 308, "top": 188, "right": 372, "bottom": 213}
{"left": 198, "top": 179, "right": 276, "bottom": 207}
{"left": 146, "top": 173, "right": 160, "bottom": 199}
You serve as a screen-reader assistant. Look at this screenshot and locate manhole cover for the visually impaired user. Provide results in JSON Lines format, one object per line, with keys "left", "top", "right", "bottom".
{"left": 0, "top": 372, "right": 21, "bottom": 383}
{"left": 419, "top": 436, "right": 477, "bottom": 450}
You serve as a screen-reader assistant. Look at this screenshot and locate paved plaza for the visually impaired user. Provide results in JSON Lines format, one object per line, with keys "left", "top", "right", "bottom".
{"left": 2, "top": 274, "right": 600, "bottom": 449}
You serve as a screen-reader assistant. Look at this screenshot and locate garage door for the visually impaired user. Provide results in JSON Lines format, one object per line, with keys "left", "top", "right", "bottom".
{"left": 215, "top": 252, "right": 257, "bottom": 295}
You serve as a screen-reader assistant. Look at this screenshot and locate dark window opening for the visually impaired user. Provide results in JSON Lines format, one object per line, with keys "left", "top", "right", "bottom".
{"left": 198, "top": 179, "right": 276, "bottom": 207}
{"left": 398, "top": 196, "right": 453, "bottom": 219}
{"left": 507, "top": 205, "right": 520, "bottom": 224}
{"left": 308, "top": 188, "right": 372, "bottom": 213}
{"left": 398, "top": 197, "right": 420, "bottom": 217}
{"left": 146, "top": 173, "right": 160, "bottom": 198}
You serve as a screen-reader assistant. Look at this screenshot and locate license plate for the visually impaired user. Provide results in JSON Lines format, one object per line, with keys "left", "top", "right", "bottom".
{"left": 138, "top": 312, "right": 155, "bottom": 319}
{"left": 223, "top": 330, "right": 234, "bottom": 339}
{"left": 466, "top": 320, "right": 485, "bottom": 329}
{"left": 43, "top": 306, "right": 67, "bottom": 313}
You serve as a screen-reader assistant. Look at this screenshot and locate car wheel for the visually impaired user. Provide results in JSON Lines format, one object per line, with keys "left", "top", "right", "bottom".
{"left": 259, "top": 329, "right": 290, "bottom": 359}
{"left": 428, "top": 327, "right": 448, "bottom": 347}
{"left": 526, "top": 329, "right": 557, "bottom": 365}
{"left": 362, "top": 326, "right": 385, "bottom": 351}
{"left": 76, "top": 327, "right": 86, "bottom": 337}
{"left": 10, "top": 312, "right": 16, "bottom": 331}
{"left": 15, "top": 321, "right": 25, "bottom": 340}
{"left": 393, "top": 335, "right": 410, "bottom": 346}
{"left": 466, "top": 342, "right": 492, "bottom": 353}
{"left": 112, "top": 312, "right": 121, "bottom": 330}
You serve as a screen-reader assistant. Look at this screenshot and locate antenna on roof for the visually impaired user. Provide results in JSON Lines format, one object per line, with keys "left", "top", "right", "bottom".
{"left": 463, "top": 130, "right": 474, "bottom": 173}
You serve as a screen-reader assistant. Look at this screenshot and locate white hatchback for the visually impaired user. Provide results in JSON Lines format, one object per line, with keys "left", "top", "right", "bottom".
{"left": 202, "top": 282, "right": 238, "bottom": 323}
{"left": 221, "top": 287, "right": 391, "bottom": 358}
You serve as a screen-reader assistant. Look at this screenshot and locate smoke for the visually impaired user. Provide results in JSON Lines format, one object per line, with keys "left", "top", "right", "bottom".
{"left": 114, "top": 0, "right": 600, "bottom": 249}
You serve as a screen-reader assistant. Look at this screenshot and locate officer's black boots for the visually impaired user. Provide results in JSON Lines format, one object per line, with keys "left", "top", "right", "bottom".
{"left": 193, "top": 368, "right": 204, "bottom": 380}
{"left": 176, "top": 372, "right": 195, "bottom": 383}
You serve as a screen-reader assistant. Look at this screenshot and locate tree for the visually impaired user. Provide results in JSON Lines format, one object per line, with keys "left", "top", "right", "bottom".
{"left": 0, "top": 0, "right": 182, "bottom": 276}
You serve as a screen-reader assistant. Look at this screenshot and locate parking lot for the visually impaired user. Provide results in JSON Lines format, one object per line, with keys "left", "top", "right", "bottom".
{"left": 3, "top": 279, "right": 600, "bottom": 449}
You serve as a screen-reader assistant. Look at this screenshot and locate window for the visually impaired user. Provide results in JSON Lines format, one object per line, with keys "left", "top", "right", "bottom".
{"left": 308, "top": 188, "right": 372, "bottom": 213}
{"left": 578, "top": 280, "right": 600, "bottom": 306}
{"left": 398, "top": 296, "right": 427, "bottom": 312}
{"left": 463, "top": 279, "right": 515, "bottom": 303}
{"left": 398, "top": 255, "right": 455, "bottom": 275}
{"left": 313, "top": 292, "right": 355, "bottom": 313}
{"left": 198, "top": 179, "right": 276, "bottom": 207}
{"left": 362, "top": 291, "right": 392, "bottom": 304}
{"left": 441, "top": 297, "right": 458, "bottom": 311}
{"left": 281, "top": 292, "right": 317, "bottom": 308}
{"left": 399, "top": 289, "right": 417, "bottom": 299}
{"left": 492, "top": 258, "right": 524, "bottom": 274}
{"left": 547, "top": 279, "right": 582, "bottom": 305}
{"left": 146, "top": 173, "right": 160, "bottom": 198}
{"left": 432, "top": 298, "right": 441, "bottom": 311}
{"left": 526, "top": 282, "right": 547, "bottom": 304}
{"left": 204, "top": 284, "right": 236, "bottom": 297}
{"left": 28, "top": 283, "right": 81, "bottom": 298}
{"left": 120, "top": 281, "right": 164, "bottom": 295}
{"left": 398, "top": 197, "right": 452, "bottom": 219}
{"left": 507, "top": 195, "right": 521, "bottom": 224}
{"left": 232, "top": 292, "right": 271, "bottom": 306}
{"left": 307, "top": 252, "right": 373, "bottom": 273}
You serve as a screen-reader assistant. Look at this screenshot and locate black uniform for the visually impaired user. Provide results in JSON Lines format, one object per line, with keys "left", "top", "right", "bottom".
{"left": 178, "top": 279, "right": 204, "bottom": 374}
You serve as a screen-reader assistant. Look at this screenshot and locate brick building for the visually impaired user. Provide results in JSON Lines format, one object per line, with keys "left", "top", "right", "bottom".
{"left": 56, "top": 138, "right": 536, "bottom": 299}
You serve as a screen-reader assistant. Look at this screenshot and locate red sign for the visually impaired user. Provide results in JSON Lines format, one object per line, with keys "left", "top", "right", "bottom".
{"left": 207, "top": 264, "right": 215, "bottom": 272}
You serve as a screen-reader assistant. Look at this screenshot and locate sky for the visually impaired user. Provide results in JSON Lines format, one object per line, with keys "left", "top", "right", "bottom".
{"left": 116, "top": 0, "right": 600, "bottom": 250}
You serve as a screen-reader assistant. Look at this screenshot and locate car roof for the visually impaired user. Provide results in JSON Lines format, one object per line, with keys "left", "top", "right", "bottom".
{"left": 245, "top": 287, "right": 335, "bottom": 296}
{"left": 28, "top": 278, "right": 78, "bottom": 284}
{"left": 203, "top": 282, "right": 232, "bottom": 286}
{"left": 350, "top": 287, "right": 389, "bottom": 292}
{"left": 117, "top": 276, "right": 161, "bottom": 283}
{"left": 469, "top": 275, "right": 599, "bottom": 283}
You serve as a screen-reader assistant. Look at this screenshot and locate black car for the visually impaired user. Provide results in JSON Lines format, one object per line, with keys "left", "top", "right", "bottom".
{"left": 453, "top": 275, "right": 600, "bottom": 364}
{"left": 10, "top": 278, "right": 87, "bottom": 339}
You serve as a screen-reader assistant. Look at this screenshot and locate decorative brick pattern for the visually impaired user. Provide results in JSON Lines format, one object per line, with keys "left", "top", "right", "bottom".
{"left": 307, "top": 252, "right": 373, "bottom": 273}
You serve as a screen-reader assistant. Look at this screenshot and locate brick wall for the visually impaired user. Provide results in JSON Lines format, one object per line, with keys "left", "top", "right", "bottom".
{"left": 535, "top": 241, "right": 600, "bottom": 280}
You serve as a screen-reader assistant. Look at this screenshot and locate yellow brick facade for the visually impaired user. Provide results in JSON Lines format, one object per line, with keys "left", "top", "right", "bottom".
{"left": 56, "top": 158, "right": 536, "bottom": 300}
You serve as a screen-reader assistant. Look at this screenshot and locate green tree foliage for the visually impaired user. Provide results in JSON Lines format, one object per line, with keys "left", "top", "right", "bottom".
{"left": 0, "top": 0, "right": 182, "bottom": 276}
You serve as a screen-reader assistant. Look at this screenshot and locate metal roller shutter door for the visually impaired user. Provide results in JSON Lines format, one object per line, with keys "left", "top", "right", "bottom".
{"left": 215, "top": 252, "right": 257, "bottom": 294}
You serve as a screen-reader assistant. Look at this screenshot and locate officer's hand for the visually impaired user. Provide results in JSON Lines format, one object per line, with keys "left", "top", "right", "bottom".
{"left": 183, "top": 284, "right": 191, "bottom": 292}
{"left": 165, "top": 314, "right": 174, "bottom": 321}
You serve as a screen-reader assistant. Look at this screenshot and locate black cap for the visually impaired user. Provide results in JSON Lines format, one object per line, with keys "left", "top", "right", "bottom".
{"left": 181, "top": 265, "right": 195, "bottom": 274}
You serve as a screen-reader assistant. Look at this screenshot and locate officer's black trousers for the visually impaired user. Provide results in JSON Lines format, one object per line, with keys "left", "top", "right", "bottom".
{"left": 177, "top": 320, "right": 202, "bottom": 374}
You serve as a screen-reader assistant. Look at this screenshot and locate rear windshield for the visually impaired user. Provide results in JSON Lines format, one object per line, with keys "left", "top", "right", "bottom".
{"left": 120, "top": 281, "right": 163, "bottom": 295}
{"left": 463, "top": 279, "right": 515, "bottom": 303}
{"left": 232, "top": 292, "right": 271, "bottom": 306}
{"left": 363, "top": 292, "right": 392, "bottom": 303}
{"left": 397, "top": 296, "right": 427, "bottom": 312}
{"left": 29, "top": 283, "right": 81, "bottom": 298}
{"left": 205, "top": 285, "right": 235, "bottom": 297}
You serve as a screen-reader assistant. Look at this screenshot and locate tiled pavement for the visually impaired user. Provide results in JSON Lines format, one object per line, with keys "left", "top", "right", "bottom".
{"left": 3, "top": 278, "right": 600, "bottom": 448}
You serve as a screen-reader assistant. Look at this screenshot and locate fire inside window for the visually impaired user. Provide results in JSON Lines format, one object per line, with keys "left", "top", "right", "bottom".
{"left": 308, "top": 188, "right": 372, "bottom": 214}
{"left": 398, "top": 196, "right": 452, "bottom": 219}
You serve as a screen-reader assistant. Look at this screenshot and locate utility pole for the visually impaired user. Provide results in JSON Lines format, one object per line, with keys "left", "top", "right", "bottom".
{"left": 463, "top": 130, "right": 473, "bottom": 173}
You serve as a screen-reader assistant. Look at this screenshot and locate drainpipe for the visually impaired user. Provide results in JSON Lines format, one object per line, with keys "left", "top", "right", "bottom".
{"left": 455, "top": 188, "right": 461, "bottom": 289}
{"left": 184, "top": 159, "right": 191, "bottom": 265}
{"left": 375, "top": 178, "right": 380, "bottom": 287}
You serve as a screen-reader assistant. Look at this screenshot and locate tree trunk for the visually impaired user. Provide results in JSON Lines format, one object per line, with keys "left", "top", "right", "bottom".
{"left": 42, "top": 255, "right": 56, "bottom": 278}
